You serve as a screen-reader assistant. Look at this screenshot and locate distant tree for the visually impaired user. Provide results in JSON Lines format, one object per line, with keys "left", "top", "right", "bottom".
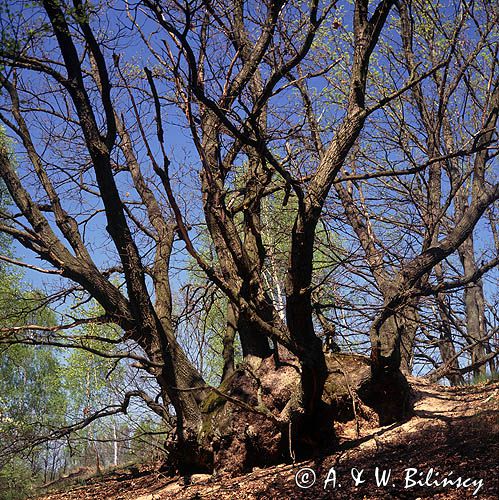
{"left": 0, "top": 186, "right": 68, "bottom": 494}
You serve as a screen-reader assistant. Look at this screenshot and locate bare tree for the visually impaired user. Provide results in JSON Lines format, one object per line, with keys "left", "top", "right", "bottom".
{"left": 0, "top": 0, "right": 497, "bottom": 474}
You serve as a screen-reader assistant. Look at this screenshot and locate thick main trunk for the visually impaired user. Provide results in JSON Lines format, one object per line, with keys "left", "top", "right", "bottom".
{"left": 285, "top": 212, "right": 329, "bottom": 416}
{"left": 195, "top": 354, "right": 353, "bottom": 475}
{"left": 285, "top": 289, "right": 331, "bottom": 452}
{"left": 398, "top": 301, "right": 419, "bottom": 374}
{"left": 368, "top": 312, "right": 412, "bottom": 424}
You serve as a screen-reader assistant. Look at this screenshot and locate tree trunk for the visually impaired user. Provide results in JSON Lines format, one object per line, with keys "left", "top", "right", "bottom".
{"left": 459, "top": 237, "right": 488, "bottom": 377}
{"left": 398, "top": 300, "right": 419, "bottom": 374}
{"left": 433, "top": 263, "right": 464, "bottom": 385}
{"left": 368, "top": 309, "right": 412, "bottom": 424}
{"left": 238, "top": 316, "right": 273, "bottom": 363}
{"left": 285, "top": 212, "right": 331, "bottom": 441}
{"left": 435, "top": 294, "right": 465, "bottom": 385}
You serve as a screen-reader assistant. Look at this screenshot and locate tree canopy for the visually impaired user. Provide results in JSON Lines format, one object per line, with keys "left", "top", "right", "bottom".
{"left": 0, "top": 0, "right": 497, "bottom": 482}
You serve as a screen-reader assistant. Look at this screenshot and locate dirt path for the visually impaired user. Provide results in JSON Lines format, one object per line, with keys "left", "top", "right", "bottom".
{"left": 35, "top": 378, "right": 499, "bottom": 499}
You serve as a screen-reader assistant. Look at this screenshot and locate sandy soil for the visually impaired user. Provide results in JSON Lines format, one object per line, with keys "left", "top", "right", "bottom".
{"left": 35, "top": 377, "right": 499, "bottom": 499}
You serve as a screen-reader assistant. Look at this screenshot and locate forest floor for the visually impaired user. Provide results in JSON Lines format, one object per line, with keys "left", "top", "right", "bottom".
{"left": 34, "top": 377, "right": 498, "bottom": 499}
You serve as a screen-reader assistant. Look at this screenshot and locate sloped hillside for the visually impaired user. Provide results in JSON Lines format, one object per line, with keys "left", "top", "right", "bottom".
{"left": 35, "top": 378, "right": 498, "bottom": 499}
